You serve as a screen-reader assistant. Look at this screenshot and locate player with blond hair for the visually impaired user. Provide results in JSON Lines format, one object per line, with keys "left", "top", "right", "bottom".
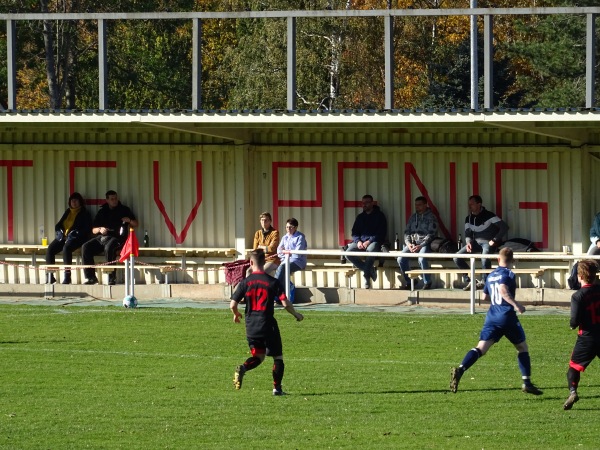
{"left": 450, "top": 247, "right": 543, "bottom": 395}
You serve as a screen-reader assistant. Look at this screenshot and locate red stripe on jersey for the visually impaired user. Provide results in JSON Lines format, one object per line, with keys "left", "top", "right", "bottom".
{"left": 251, "top": 347, "right": 266, "bottom": 357}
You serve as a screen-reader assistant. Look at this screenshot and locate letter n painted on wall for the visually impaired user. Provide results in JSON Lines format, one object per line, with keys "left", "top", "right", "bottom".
{"left": 404, "top": 162, "right": 456, "bottom": 240}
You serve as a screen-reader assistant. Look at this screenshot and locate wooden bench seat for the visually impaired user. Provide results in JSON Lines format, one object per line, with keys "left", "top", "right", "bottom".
{"left": 40, "top": 263, "right": 180, "bottom": 285}
{"left": 138, "top": 247, "right": 236, "bottom": 258}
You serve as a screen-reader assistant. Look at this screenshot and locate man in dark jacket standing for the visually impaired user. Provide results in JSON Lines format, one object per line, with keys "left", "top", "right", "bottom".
{"left": 454, "top": 195, "right": 508, "bottom": 290}
{"left": 82, "top": 190, "right": 138, "bottom": 285}
{"left": 346, "top": 194, "right": 387, "bottom": 289}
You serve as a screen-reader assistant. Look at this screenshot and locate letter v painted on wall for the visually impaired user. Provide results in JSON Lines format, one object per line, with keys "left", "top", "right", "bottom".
{"left": 153, "top": 161, "right": 202, "bottom": 244}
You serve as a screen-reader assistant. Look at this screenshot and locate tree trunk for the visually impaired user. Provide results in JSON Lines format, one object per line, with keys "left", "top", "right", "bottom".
{"left": 65, "top": 34, "right": 77, "bottom": 109}
{"left": 40, "top": 0, "right": 61, "bottom": 108}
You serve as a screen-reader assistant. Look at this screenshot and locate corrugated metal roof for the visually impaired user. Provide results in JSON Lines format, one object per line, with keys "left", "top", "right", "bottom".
{"left": 1, "top": 108, "right": 599, "bottom": 147}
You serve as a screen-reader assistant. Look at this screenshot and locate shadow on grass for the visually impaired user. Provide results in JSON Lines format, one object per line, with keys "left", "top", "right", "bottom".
{"left": 301, "top": 385, "right": 600, "bottom": 397}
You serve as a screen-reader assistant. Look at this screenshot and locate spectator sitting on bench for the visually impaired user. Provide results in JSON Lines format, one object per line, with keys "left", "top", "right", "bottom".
{"left": 454, "top": 195, "right": 508, "bottom": 291}
{"left": 345, "top": 194, "right": 387, "bottom": 289}
{"left": 45, "top": 192, "right": 92, "bottom": 285}
{"left": 274, "top": 218, "right": 307, "bottom": 287}
{"left": 587, "top": 211, "right": 600, "bottom": 255}
{"left": 247, "top": 212, "right": 280, "bottom": 277}
{"left": 81, "top": 190, "right": 138, "bottom": 285}
{"left": 397, "top": 196, "right": 438, "bottom": 290}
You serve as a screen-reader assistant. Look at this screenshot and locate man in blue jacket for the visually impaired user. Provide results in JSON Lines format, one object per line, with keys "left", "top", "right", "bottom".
{"left": 274, "top": 217, "right": 308, "bottom": 289}
{"left": 587, "top": 212, "right": 600, "bottom": 255}
{"left": 346, "top": 194, "right": 387, "bottom": 289}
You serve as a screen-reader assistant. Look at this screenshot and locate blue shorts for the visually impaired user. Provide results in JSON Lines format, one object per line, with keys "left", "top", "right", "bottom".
{"left": 480, "top": 317, "right": 526, "bottom": 345}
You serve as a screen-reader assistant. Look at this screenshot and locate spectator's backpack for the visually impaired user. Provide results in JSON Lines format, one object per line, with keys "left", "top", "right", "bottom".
{"left": 499, "top": 238, "right": 541, "bottom": 252}
{"left": 430, "top": 237, "right": 457, "bottom": 253}
{"left": 568, "top": 262, "right": 581, "bottom": 290}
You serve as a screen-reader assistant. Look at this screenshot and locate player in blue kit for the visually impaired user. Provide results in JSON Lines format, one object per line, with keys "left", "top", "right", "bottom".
{"left": 450, "top": 247, "right": 543, "bottom": 395}
{"left": 230, "top": 249, "right": 304, "bottom": 396}
{"left": 563, "top": 260, "right": 600, "bottom": 410}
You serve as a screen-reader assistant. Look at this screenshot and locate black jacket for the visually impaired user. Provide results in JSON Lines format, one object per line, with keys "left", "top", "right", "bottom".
{"left": 54, "top": 207, "right": 93, "bottom": 242}
{"left": 351, "top": 205, "right": 387, "bottom": 243}
{"left": 92, "top": 202, "right": 136, "bottom": 242}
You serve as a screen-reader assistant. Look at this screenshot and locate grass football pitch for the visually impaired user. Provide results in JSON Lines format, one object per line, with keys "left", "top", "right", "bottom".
{"left": 0, "top": 303, "right": 597, "bottom": 449}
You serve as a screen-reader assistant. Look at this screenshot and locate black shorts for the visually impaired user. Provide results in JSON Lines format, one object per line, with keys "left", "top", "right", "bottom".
{"left": 569, "top": 335, "right": 600, "bottom": 372}
{"left": 247, "top": 320, "right": 283, "bottom": 357}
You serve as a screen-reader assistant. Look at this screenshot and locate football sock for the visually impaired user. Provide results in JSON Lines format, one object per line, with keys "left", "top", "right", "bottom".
{"left": 517, "top": 351, "right": 531, "bottom": 378}
{"left": 272, "top": 359, "right": 285, "bottom": 391}
{"left": 567, "top": 367, "right": 581, "bottom": 392}
{"left": 460, "top": 348, "right": 482, "bottom": 372}
{"left": 243, "top": 356, "right": 262, "bottom": 372}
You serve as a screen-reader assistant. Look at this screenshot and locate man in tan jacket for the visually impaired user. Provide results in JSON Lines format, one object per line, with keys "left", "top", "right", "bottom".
{"left": 247, "top": 212, "right": 280, "bottom": 276}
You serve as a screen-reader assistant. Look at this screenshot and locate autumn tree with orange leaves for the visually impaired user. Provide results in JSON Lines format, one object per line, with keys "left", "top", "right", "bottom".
{"left": 0, "top": 0, "right": 594, "bottom": 110}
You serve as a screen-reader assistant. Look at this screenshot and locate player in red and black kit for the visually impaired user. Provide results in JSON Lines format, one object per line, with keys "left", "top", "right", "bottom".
{"left": 230, "top": 249, "right": 304, "bottom": 396}
{"left": 564, "top": 259, "right": 600, "bottom": 410}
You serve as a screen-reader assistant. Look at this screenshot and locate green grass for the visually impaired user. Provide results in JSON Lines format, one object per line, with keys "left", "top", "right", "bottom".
{"left": 0, "top": 304, "right": 596, "bottom": 449}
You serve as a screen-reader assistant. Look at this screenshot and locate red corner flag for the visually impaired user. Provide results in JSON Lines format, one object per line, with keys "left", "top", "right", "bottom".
{"left": 119, "top": 229, "right": 140, "bottom": 262}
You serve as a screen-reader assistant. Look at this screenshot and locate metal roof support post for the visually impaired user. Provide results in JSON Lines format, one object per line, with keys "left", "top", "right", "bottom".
{"left": 483, "top": 14, "right": 493, "bottom": 109}
{"left": 98, "top": 18, "right": 108, "bottom": 110}
{"left": 586, "top": 13, "right": 596, "bottom": 108}
{"left": 284, "top": 253, "right": 290, "bottom": 300}
{"left": 470, "top": 0, "right": 478, "bottom": 110}
{"left": 470, "top": 257, "right": 476, "bottom": 315}
{"left": 287, "top": 16, "right": 297, "bottom": 111}
{"left": 192, "top": 18, "right": 202, "bottom": 110}
{"left": 384, "top": 15, "right": 394, "bottom": 110}
{"left": 7, "top": 19, "right": 17, "bottom": 111}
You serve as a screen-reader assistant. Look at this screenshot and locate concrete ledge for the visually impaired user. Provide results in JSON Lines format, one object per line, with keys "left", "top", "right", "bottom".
{"left": 353, "top": 288, "right": 413, "bottom": 306}
{"left": 296, "top": 288, "right": 354, "bottom": 304}
{"left": 541, "top": 288, "right": 572, "bottom": 307}
{"left": 0, "top": 283, "right": 575, "bottom": 309}
{"left": 170, "top": 283, "right": 227, "bottom": 300}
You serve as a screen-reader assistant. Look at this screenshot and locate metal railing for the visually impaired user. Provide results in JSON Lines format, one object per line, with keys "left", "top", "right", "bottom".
{"left": 281, "top": 248, "right": 593, "bottom": 314}
{"left": 2, "top": 7, "right": 599, "bottom": 111}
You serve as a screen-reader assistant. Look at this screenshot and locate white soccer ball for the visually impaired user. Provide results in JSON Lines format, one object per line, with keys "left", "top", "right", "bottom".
{"left": 123, "top": 295, "right": 138, "bottom": 308}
